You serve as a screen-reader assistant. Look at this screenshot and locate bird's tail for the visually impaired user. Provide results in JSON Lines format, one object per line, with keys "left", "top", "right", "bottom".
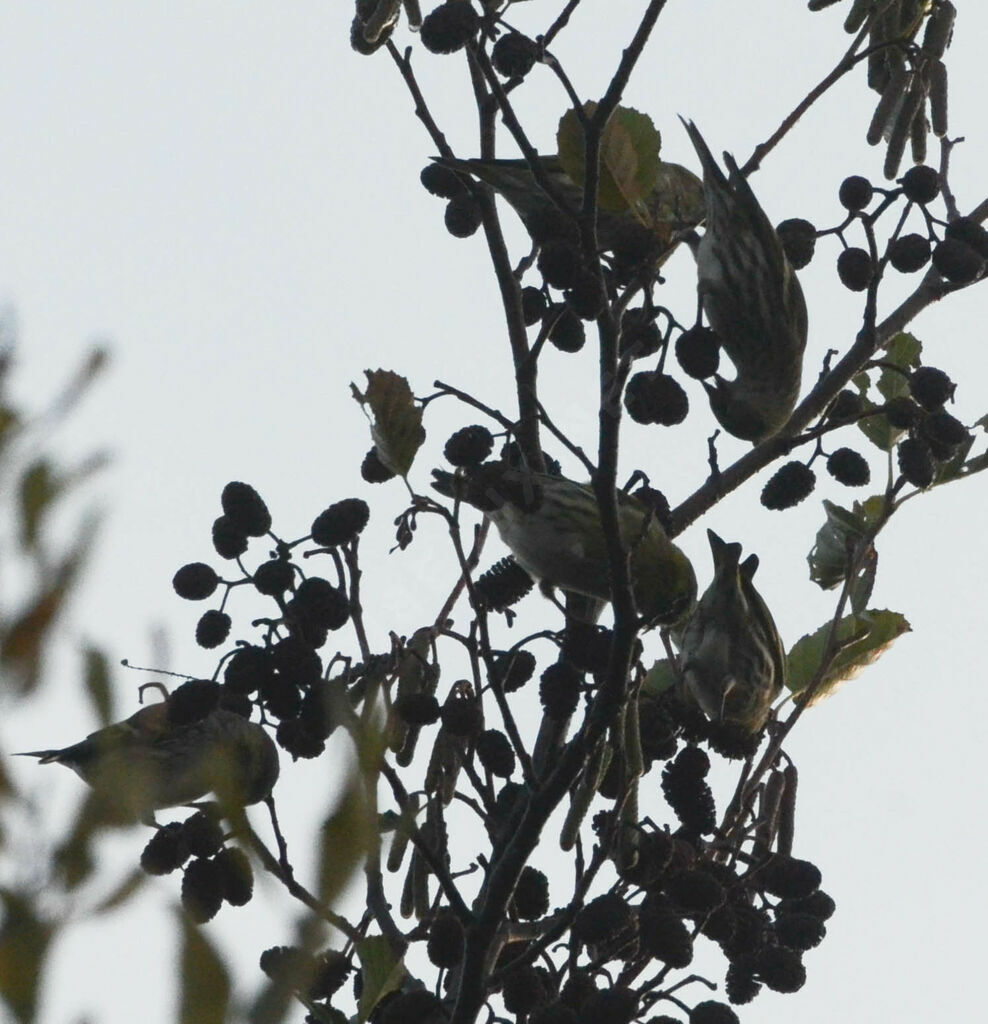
{"left": 13, "top": 750, "right": 63, "bottom": 763}
{"left": 679, "top": 118, "right": 730, "bottom": 193}
{"left": 707, "top": 529, "right": 743, "bottom": 575}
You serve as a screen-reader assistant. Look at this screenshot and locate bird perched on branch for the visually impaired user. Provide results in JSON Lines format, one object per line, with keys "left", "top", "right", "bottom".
{"left": 677, "top": 530, "right": 786, "bottom": 733}
{"left": 681, "top": 120, "right": 808, "bottom": 442}
{"left": 16, "top": 702, "right": 279, "bottom": 825}
{"left": 432, "top": 463, "right": 697, "bottom": 627}
{"left": 439, "top": 155, "right": 704, "bottom": 264}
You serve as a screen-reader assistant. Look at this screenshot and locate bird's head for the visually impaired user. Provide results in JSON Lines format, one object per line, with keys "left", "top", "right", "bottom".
{"left": 703, "top": 376, "right": 789, "bottom": 443}
{"left": 627, "top": 520, "right": 698, "bottom": 629}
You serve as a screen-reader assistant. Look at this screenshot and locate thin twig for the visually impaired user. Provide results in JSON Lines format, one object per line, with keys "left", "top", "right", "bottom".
{"left": 379, "top": 760, "right": 473, "bottom": 921}
{"left": 671, "top": 264, "right": 987, "bottom": 534}
{"left": 743, "top": 35, "right": 890, "bottom": 176}
{"left": 536, "top": 400, "right": 596, "bottom": 476}
{"left": 386, "top": 42, "right": 456, "bottom": 158}
{"left": 342, "top": 540, "right": 371, "bottom": 662}
{"left": 239, "top": 809, "right": 363, "bottom": 942}
{"left": 542, "top": 0, "right": 583, "bottom": 47}
{"left": 431, "top": 380, "right": 515, "bottom": 430}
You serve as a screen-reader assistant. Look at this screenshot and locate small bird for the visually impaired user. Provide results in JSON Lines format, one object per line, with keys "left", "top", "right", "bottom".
{"left": 440, "top": 155, "right": 705, "bottom": 263}
{"left": 681, "top": 120, "right": 808, "bottom": 442}
{"left": 678, "top": 530, "right": 786, "bottom": 733}
{"left": 16, "top": 703, "right": 280, "bottom": 825}
{"left": 432, "top": 463, "right": 697, "bottom": 628}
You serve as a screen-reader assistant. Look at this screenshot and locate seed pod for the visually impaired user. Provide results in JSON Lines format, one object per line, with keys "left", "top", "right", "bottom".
{"left": 867, "top": 62, "right": 910, "bottom": 147}
{"left": 866, "top": 4, "right": 901, "bottom": 93}
{"left": 623, "top": 690, "right": 644, "bottom": 781}
{"left": 867, "top": 47, "right": 889, "bottom": 95}
{"left": 928, "top": 60, "right": 949, "bottom": 137}
{"left": 560, "top": 739, "right": 611, "bottom": 851}
{"left": 404, "top": 0, "right": 422, "bottom": 29}
{"left": 778, "top": 762, "right": 799, "bottom": 856}
{"left": 754, "top": 769, "right": 786, "bottom": 859}
{"left": 909, "top": 104, "right": 928, "bottom": 166}
{"left": 884, "top": 77, "right": 926, "bottom": 180}
{"left": 386, "top": 793, "right": 420, "bottom": 874}
{"left": 843, "top": 0, "right": 873, "bottom": 34}
{"left": 399, "top": 849, "right": 416, "bottom": 919}
{"left": 901, "top": 165, "right": 940, "bottom": 204}
{"left": 921, "top": 0, "right": 955, "bottom": 59}
{"left": 615, "top": 777, "right": 640, "bottom": 872}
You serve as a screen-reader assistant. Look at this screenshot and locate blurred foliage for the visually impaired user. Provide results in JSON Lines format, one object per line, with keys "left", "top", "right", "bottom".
{"left": 0, "top": 332, "right": 124, "bottom": 1023}
{"left": 179, "top": 910, "right": 232, "bottom": 1024}
{"left": 0, "top": 339, "right": 110, "bottom": 697}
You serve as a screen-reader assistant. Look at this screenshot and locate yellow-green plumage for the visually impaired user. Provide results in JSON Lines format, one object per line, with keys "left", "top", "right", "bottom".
{"left": 678, "top": 530, "right": 786, "bottom": 733}
{"left": 681, "top": 120, "right": 808, "bottom": 442}
{"left": 440, "top": 155, "right": 705, "bottom": 264}
{"left": 17, "top": 703, "right": 279, "bottom": 824}
{"left": 432, "top": 464, "right": 697, "bottom": 627}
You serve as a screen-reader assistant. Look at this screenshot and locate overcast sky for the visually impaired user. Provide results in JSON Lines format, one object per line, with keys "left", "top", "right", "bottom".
{"left": 2, "top": 3, "right": 987, "bottom": 1023}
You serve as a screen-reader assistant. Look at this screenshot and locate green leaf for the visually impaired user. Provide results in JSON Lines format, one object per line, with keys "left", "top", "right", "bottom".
{"left": 0, "top": 403, "right": 20, "bottom": 461}
{"left": 317, "top": 772, "right": 374, "bottom": 910}
{"left": 807, "top": 500, "right": 866, "bottom": 590}
{"left": 556, "top": 107, "right": 588, "bottom": 194}
{"left": 0, "top": 525, "right": 98, "bottom": 696}
{"left": 18, "top": 459, "right": 58, "bottom": 551}
{"left": 52, "top": 819, "right": 97, "bottom": 893}
{"left": 879, "top": 332, "right": 922, "bottom": 391}
{"left": 873, "top": 331, "right": 921, "bottom": 404}
{"left": 786, "top": 608, "right": 911, "bottom": 704}
{"left": 248, "top": 960, "right": 297, "bottom": 1024}
{"left": 0, "top": 890, "right": 54, "bottom": 1024}
{"left": 83, "top": 646, "right": 114, "bottom": 727}
{"left": 852, "top": 333, "right": 922, "bottom": 451}
{"left": 1, "top": 577, "right": 73, "bottom": 698}
{"left": 17, "top": 448, "right": 109, "bottom": 551}
{"left": 557, "top": 103, "right": 661, "bottom": 214}
{"left": 91, "top": 868, "right": 146, "bottom": 916}
{"left": 351, "top": 370, "right": 424, "bottom": 478}
{"left": 847, "top": 547, "right": 876, "bottom": 616}
{"left": 928, "top": 428, "right": 977, "bottom": 486}
{"left": 53, "top": 786, "right": 139, "bottom": 891}
{"left": 0, "top": 757, "right": 13, "bottom": 804}
{"left": 855, "top": 391, "right": 900, "bottom": 451}
{"left": 177, "top": 910, "right": 231, "bottom": 1024}
{"left": 48, "top": 345, "right": 111, "bottom": 423}
{"left": 355, "top": 936, "right": 406, "bottom": 1022}
{"left": 807, "top": 498, "right": 886, "bottom": 591}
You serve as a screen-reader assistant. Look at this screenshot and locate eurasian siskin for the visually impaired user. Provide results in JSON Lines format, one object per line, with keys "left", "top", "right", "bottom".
{"left": 677, "top": 530, "right": 786, "bottom": 733}
{"left": 17, "top": 702, "right": 279, "bottom": 825}
{"left": 432, "top": 463, "right": 697, "bottom": 627}
{"left": 440, "top": 155, "right": 705, "bottom": 264}
{"left": 681, "top": 120, "right": 808, "bottom": 442}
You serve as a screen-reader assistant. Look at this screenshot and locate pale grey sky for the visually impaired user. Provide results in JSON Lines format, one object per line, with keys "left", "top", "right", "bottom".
{"left": 2, "top": 3, "right": 986, "bottom": 1023}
